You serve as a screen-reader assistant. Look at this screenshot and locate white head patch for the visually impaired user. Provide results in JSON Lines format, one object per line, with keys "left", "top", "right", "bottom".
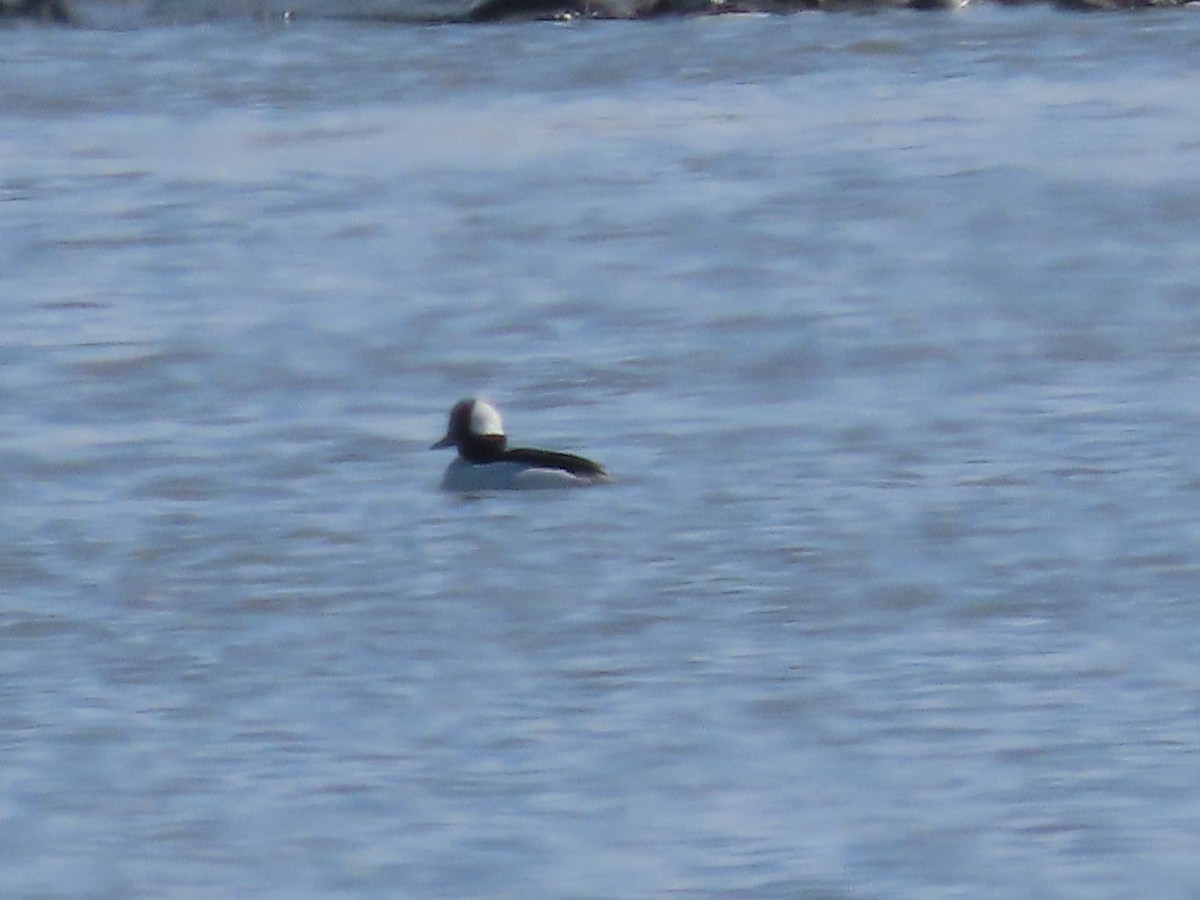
{"left": 469, "top": 400, "right": 505, "bottom": 437}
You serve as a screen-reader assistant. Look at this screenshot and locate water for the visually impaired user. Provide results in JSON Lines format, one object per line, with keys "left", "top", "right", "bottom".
{"left": 4, "top": 7, "right": 1200, "bottom": 897}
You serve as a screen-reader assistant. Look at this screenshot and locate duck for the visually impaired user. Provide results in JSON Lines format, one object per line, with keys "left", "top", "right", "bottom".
{"left": 432, "top": 398, "right": 609, "bottom": 491}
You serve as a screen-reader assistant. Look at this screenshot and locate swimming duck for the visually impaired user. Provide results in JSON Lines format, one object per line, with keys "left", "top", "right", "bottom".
{"left": 432, "top": 398, "right": 609, "bottom": 491}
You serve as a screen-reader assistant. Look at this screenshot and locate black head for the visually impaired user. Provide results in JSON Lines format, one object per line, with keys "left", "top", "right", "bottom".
{"left": 432, "top": 398, "right": 508, "bottom": 462}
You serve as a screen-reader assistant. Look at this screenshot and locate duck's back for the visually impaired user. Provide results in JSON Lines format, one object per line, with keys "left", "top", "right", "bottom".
{"left": 503, "top": 447, "right": 607, "bottom": 479}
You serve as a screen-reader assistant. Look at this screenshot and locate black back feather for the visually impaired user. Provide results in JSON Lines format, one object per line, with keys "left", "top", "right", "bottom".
{"left": 502, "top": 447, "right": 606, "bottom": 478}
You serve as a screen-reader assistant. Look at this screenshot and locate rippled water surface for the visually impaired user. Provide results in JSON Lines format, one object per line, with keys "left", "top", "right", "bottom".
{"left": 4, "top": 8, "right": 1200, "bottom": 897}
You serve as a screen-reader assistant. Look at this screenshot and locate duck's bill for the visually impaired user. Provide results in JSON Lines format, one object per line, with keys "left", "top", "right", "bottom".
{"left": 431, "top": 434, "right": 455, "bottom": 449}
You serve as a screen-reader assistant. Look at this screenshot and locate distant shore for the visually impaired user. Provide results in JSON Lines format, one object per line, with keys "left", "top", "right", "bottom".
{"left": 5, "top": 0, "right": 1193, "bottom": 28}
{"left": 468, "top": 0, "right": 1195, "bottom": 20}
{"left": 2, "top": 0, "right": 73, "bottom": 22}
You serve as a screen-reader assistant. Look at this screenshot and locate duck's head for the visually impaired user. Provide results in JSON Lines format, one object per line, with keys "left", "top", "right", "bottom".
{"left": 432, "top": 398, "right": 508, "bottom": 462}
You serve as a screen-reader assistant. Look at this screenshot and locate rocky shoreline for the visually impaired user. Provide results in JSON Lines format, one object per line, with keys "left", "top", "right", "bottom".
{"left": 2, "top": 0, "right": 73, "bottom": 21}
{"left": 3, "top": 0, "right": 1193, "bottom": 28}
{"left": 468, "top": 0, "right": 1193, "bottom": 18}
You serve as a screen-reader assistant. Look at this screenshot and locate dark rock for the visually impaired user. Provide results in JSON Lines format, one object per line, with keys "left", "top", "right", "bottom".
{"left": 0, "top": 0, "right": 74, "bottom": 22}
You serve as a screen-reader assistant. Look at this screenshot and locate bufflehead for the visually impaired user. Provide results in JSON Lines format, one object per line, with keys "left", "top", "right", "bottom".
{"left": 432, "top": 398, "right": 609, "bottom": 491}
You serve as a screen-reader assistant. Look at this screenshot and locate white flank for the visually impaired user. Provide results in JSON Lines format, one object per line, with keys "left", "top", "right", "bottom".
{"left": 441, "top": 460, "right": 603, "bottom": 492}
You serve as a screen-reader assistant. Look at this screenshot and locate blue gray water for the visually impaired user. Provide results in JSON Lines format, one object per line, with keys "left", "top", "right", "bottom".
{"left": 5, "top": 7, "right": 1200, "bottom": 897}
